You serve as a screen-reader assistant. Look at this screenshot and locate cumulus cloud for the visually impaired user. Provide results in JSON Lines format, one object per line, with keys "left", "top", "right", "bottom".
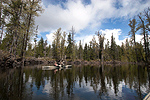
{"left": 36, "top": 0, "right": 150, "bottom": 33}
{"left": 100, "top": 29, "right": 122, "bottom": 45}
{"left": 75, "top": 29, "right": 123, "bottom": 46}
{"left": 36, "top": 0, "right": 150, "bottom": 45}
{"left": 77, "top": 29, "right": 148, "bottom": 48}
{"left": 46, "top": 32, "right": 55, "bottom": 44}
{"left": 36, "top": 0, "right": 93, "bottom": 32}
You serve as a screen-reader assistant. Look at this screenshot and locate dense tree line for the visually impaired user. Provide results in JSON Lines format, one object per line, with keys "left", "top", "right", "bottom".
{"left": 0, "top": 1, "right": 149, "bottom": 63}
{"left": 0, "top": 0, "right": 43, "bottom": 60}
{"left": 23, "top": 25, "right": 149, "bottom": 63}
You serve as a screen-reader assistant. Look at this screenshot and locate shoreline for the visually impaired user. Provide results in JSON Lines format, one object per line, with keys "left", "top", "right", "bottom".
{"left": 0, "top": 50, "right": 149, "bottom": 68}
{"left": 0, "top": 57, "right": 148, "bottom": 68}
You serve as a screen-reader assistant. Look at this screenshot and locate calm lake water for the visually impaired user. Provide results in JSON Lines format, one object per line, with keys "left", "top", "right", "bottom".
{"left": 0, "top": 65, "right": 150, "bottom": 100}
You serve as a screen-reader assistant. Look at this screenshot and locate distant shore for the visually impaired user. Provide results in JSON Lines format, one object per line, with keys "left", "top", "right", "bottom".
{"left": 1, "top": 50, "right": 149, "bottom": 68}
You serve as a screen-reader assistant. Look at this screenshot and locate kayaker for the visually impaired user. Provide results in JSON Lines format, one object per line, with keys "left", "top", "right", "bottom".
{"left": 54, "top": 61, "right": 58, "bottom": 66}
{"left": 60, "top": 60, "right": 65, "bottom": 66}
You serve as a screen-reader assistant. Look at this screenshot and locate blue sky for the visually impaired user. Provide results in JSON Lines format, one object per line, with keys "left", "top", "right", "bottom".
{"left": 35, "top": 0, "right": 150, "bottom": 46}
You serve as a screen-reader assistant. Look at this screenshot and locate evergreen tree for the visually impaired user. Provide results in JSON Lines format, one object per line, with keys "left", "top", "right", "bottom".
{"left": 4, "top": 0, "right": 24, "bottom": 58}
{"left": 26, "top": 43, "right": 33, "bottom": 57}
{"left": 74, "top": 44, "right": 78, "bottom": 60}
{"left": 37, "top": 37, "right": 44, "bottom": 57}
{"left": 104, "top": 39, "right": 110, "bottom": 61}
{"left": 125, "top": 38, "right": 130, "bottom": 61}
{"left": 92, "top": 36, "right": 98, "bottom": 60}
{"left": 22, "top": 0, "right": 43, "bottom": 59}
{"left": 120, "top": 42, "right": 125, "bottom": 61}
{"left": 47, "top": 44, "right": 52, "bottom": 58}
{"left": 0, "top": 0, "right": 43, "bottom": 61}
{"left": 78, "top": 40, "right": 83, "bottom": 60}
{"left": 128, "top": 18, "right": 138, "bottom": 62}
{"left": 70, "top": 26, "right": 76, "bottom": 60}
{"left": 88, "top": 41, "right": 93, "bottom": 60}
{"left": 96, "top": 31, "right": 104, "bottom": 61}
{"left": 136, "top": 42, "right": 145, "bottom": 62}
{"left": 110, "top": 33, "right": 116, "bottom": 61}
{"left": 83, "top": 43, "right": 88, "bottom": 60}
{"left": 44, "top": 40, "right": 47, "bottom": 58}
{"left": 60, "top": 31, "right": 66, "bottom": 60}
{"left": 138, "top": 14, "right": 148, "bottom": 62}
{"left": 52, "top": 40, "right": 56, "bottom": 59}
{"left": 66, "top": 33, "right": 72, "bottom": 59}
{"left": 52, "top": 28, "right": 62, "bottom": 61}
{"left": 34, "top": 25, "right": 38, "bottom": 57}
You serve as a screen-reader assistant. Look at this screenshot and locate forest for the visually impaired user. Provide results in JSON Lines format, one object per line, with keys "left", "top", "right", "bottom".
{"left": 0, "top": 0, "right": 150, "bottom": 64}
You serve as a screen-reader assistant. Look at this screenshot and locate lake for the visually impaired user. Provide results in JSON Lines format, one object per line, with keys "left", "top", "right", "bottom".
{"left": 0, "top": 65, "right": 150, "bottom": 100}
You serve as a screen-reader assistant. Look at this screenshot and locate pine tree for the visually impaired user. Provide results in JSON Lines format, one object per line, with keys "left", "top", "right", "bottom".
{"left": 96, "top": 31, "right": 104, "bottom": 62}
{"left": 44, "top": 40, "right": 47, "bottom": 58}
{"left": 83, "top": 43, "right": 88, "bottom": 60}
{"left": 52, "top": 40, "right": 56, "bottom": 59}
{"left": 128, "top": 18, "right": 138, "bottom": 62}
{"left": 78, "top": 40, "right": 83, "bottom": 60}
{"left": 26, "top": 43, "right": 33, "bottom": 57}
{"left": 104, "top": 39, "right": 110, "bottom": 61}
{"left": 124, "top": 38, "right": 130, "bottom": 62}
{"left": 4, "top": 0, "right": 24, "bottom": 58}
{"left": 37, "top": 37, "right": 44, "bottom": 57}
{"left": 70, "top": 26, "right": 76, "bottom": 60}
{"left": 34, "top": 25, "right": 38, "bottom": 57}
{"left": 22, "top": 0, "right": 43, "bottom": 60}
{"left": 110, "top": 33, "right": 116, "bottom": 61}
{"left": 138, "top": 14, "right": 148, "bottom": 62}
{"left": 66, "top": 33, "right": 72, "bottom": 59}
{"left": 1, "top": 0, "right": 43, "bottom": 62}
{"left": 52, "top": 28, "right": 62, "bottom": 61}
{"left": 47, "top": 44, "right": 52, "bottom": 58}
{"left": 136, "top": 42, "right": 145, "bottom": 62}
{"left": 60, "top": 31, "right": 66, "bottom": 60}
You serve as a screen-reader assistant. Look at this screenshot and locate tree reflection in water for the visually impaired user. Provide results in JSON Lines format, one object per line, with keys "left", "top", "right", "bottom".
{"left": 0, "top": 65, "right": 150, "bottom": 100}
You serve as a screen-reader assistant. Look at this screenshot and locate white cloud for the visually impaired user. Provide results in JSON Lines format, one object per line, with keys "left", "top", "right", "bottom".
{"left": 75, "top": 29, "right": 123, "bottom": 46}
{"left": 36, "top": 1, "right": 93, "bottom": 33}
{"left": 135, "top": 34, "right": 145, "bottom": 44}
{"left": 36, "top": 0, "right": 150, "bottom": 34}
{"left": 100, "top": 29, "right": 122, "bottom": 45}
{"left": 75, "top": 29, "right": 148, "bottom": 47}
{"left": 36, "top": 0, "right": 150, "bottom": 46}
{"left": 46, "top": 32, "right": 55, "bottom": 44}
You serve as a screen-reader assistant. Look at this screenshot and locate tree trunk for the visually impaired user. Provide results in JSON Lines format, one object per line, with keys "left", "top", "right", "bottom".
{"left": 23, "top": 0, "right": 34, "bottom": 63}
{"left": 139, "top": 16, "right": 148, "bottom": 63}
{"left": 34, "top": 41, "right": 37, "bottom": 57}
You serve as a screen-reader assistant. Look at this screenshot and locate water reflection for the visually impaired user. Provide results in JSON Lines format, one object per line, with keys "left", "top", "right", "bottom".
{"left": 0, "top": 65, "right": 150, "bottom": 100}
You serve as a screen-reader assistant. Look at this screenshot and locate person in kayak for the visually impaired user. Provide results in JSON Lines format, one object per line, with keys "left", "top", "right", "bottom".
{"left": 54, "top": 60, "right": 65, "bottom": 67}
{"left": 60, "top": 60, "right": 65, "bottom": 66}
{"left": 54, "top": 61, "right": 58, "bottom": 66}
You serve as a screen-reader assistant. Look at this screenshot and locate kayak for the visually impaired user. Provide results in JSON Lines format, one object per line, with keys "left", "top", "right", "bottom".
{"left": 42, "top": 65, "right": 72, "bottom": 70}
{"left": 42, "top": 66, "right": 58, "bottom": 70}
{"left": 63, "top": 65, "right": 72, "bottom": 68}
